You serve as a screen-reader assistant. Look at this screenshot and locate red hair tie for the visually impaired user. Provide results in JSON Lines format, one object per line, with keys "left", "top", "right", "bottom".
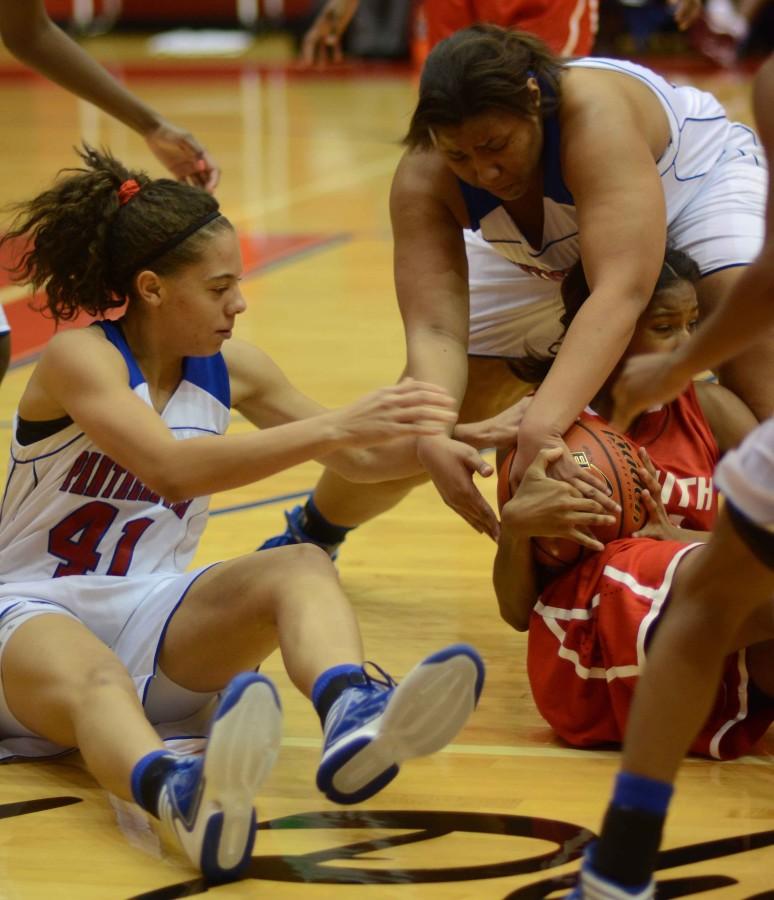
{"left": 117, "top": 179, "right": 141, "bottom": 206}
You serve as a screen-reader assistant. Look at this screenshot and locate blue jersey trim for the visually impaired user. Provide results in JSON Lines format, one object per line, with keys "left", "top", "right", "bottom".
{"left": 10, "top": 431, "right": 85, "bottom": 464}
{"left": 542, "top": 114, "right": 574, "bottom": 206}
{"left": 96, "top": 320, "right": 230, "bottom": 408}
{"left": 456, "top": 180, "right": 501, "bottom": 232}
{"left": 183, "top": 354, "right": 230, "bottom": 408}
{"left": 96, "top": 320, "right": 145, "bottom": 388}
{"left": 455, "top": 106, "right": 573, "bottom": 236}
{"left": 699, "top": 261, "right": 750, "bottom": 278}
{"left": 530, "top": 230, "right": 579, "bottom": 258}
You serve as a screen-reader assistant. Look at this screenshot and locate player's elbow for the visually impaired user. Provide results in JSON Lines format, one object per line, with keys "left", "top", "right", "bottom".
{"left": 134, "top": 455, "right": 194, "bottom": 504}
{"left": 0, "top": 10, "right": 49, "bottom": 58}
{"left": 495, "top": 589, "right": 530, "bottom": 632}
{"left": 501, "top": 607, "right": 530, "bottom": 632}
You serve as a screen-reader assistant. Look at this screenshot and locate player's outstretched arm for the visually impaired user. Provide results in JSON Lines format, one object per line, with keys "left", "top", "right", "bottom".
{"left": 0, "top": 0, "right": 219, "bottom": 190}
{"left": 35, "top": 330, "right": 454, "bottom": 501}
{"left": 225, "top": 338, "right": 455, "bottom": 482}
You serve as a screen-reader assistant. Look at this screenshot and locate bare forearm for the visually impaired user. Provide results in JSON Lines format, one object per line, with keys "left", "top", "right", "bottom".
{"left": 405, "top": 329, "right": 469, "bottom": 422}
{"left": 320, "top": 438, "right": 422, "bottom": 482}
{"left": 669, "top": 251, "right": 774, "bottom": 379}
{"left": 138, "top": 416, "right": 345, "bottom": 501}
{"left": 522, "top": 294, "right": 639, "bottom": 439}
{"left": 493, "top": 530, "right": 539, "bottom": 632}
{"left": 1, "top": 10, "right": 161, "bottom": 135}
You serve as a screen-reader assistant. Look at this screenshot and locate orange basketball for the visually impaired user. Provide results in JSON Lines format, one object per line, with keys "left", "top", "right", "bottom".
{"left": 497, "top": 417, "right": 648, "bottom": 570}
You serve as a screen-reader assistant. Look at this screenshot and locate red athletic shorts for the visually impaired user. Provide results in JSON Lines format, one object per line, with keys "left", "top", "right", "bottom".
{"left": 425, "top": 0, "right": 598, "bottom": 56}
{"left": 527, "top": 538, "right": 774, "bottom": 760}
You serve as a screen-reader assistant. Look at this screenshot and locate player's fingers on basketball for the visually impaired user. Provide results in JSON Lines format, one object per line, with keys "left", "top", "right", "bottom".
{"left": 637, "top": 465, "right": 660, "bottom": 496}
{"left": 532, "top": 446, "right": 564, "bottom": 472}
{"left": 574, "top": 496, "right": 614, "bottom": 517}
{"left": 638, "top": 446, "right": 658, "bottom": 478}
{"left": 574, "top": 510, "right": 616, "bottom": 529}
{"left": 570, "top": 477, "right": 620, "bottom": 513}
{"left": 570, "top": 529, "right": 605, "bottom": 552}
{"left": 640, "top": 488, "right": 661, "bottom": 514}
{"left": 574, "top": 463, "right": 611, "bottom": 495}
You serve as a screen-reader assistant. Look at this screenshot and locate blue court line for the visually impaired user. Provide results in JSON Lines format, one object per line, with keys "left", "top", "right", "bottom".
{"left": 209, "top": 489, "right": 311, "bottom": 517}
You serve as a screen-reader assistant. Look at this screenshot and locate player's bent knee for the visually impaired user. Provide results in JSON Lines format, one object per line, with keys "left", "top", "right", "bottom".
{"left": 76, "top": 657, "right": 136, "bottom": 699}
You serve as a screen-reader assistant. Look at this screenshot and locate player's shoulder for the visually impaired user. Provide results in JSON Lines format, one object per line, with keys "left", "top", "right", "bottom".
{"left": 392, "top": 149, "right": 467, "bottom": 227}
{"left": 39, "top": 323, "right": 120, "bottom": 371}
{"left": 560, "top": 62, "right": 659, "bottom": 132}
{"left": 393, "top": 148, "right": 460, "bottom": 199}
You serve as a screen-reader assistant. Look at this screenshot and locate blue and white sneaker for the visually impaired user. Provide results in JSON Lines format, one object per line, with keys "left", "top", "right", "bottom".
{"left": 258, "top": 505, "right": 341, "bottom": 560}
{"left": 158, "top": 672, "right": 282, "bottom": 883}
{"left": 568, "top": 848, "right": 655, "bottom": 899}
{"left": 317, "top": 643, "right": 485, "bottom": 805}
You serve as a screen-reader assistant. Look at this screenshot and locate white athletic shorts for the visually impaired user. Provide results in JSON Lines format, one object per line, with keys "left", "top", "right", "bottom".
{"left": 666, "top": 133, "right": 767, "bottom": 277}
{"left": 467, "top": 230, "right": 564, "bottom": 357}
{"left": 0, "top": 566, "right": 219, "bottom": 761}
{"left": 0, "top": 304, "right": 9, "bottom": 336}
{"left": 715, "top": 417, "right": 774, "bottom": 530}
{"left": 466, "top": 132, "right": 766, "bottom": 357}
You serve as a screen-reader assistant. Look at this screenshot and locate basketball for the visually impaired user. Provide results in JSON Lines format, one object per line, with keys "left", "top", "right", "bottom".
{"left": 497, "top": 417, "right": 648, "bottom": 569}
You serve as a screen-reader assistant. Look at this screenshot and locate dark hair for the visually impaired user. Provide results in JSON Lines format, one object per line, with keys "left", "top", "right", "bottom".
{"left": 508, "top": 248, "right": 702, "bottom": 383}
{"left": 0, "top": 145, "right": 231, "bottom": 322}
{"left": 405, "top": 25, "right": 564, "bottom": 150}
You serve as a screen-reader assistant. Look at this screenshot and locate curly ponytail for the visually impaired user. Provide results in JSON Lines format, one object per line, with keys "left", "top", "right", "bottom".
{"left": 0, "top": 145, "right": 227, "bottom": 322}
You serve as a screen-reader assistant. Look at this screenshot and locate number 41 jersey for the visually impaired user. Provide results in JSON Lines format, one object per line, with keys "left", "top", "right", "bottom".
{"left": 0, "top": 321, "right": 231, "bottom": 583}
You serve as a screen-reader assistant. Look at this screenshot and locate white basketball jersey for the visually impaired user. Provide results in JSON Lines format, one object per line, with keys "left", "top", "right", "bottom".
{"left": 0, "top": 321, "right": 231, "bottom": 583}
{"left": 459, "top": 57, "right": 764, "bottom": 280}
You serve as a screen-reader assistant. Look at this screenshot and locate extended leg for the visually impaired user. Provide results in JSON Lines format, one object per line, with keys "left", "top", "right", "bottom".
{"left": 574, "top": 505, "right": 774, "bottom": 898}
{"left": 160, "top": 546, "right": 485, "bottom": 805}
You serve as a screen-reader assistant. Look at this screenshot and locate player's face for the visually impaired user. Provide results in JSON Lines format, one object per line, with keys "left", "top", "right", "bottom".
{"left": 431, "top": 106, "right": 543, "bottom": 201}
{"left": 625, "top": 279, "right": 700, "bottom": 358}
{"left": 160, "top": 226, "right": 246, "bottom": 355}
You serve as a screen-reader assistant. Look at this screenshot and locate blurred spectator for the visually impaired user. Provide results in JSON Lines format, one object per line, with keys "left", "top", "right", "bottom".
{"left": 301, "top": 0, "right": 702, "bottom": 65}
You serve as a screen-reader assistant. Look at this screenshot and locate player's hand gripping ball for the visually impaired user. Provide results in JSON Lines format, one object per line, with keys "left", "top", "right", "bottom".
{"left": 497, "top": 418, "right": 648, "bottom": 569}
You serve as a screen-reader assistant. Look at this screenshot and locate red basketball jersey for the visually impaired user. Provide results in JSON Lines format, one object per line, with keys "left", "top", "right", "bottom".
{"left": 628, "top": 382, "right": 720, "bottom": 532}
{"left": 424, "top": 0, "right": 599, "bottom": 57}
{"left": 527, "top": 386, "right": 773, "bottom": 759}
{"left": 528, "top": 538, "right": 774, "bottom": 759}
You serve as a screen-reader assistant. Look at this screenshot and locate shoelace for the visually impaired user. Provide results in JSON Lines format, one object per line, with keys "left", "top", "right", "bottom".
{"left": 354, "top": 661, "right": 398, "bottom": 691}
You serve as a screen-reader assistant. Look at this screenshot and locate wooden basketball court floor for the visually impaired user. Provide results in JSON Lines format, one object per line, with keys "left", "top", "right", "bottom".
{"left": 0, "top": 34, "right": 772, "bottom": 899}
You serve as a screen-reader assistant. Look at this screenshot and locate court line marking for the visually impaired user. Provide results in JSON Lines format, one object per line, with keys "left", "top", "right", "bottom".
{"left": 236, "top": 155, "right": 399, "bottom": 219}
{"left": 279, "top": 735, "right": 774, "bottom": 765}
